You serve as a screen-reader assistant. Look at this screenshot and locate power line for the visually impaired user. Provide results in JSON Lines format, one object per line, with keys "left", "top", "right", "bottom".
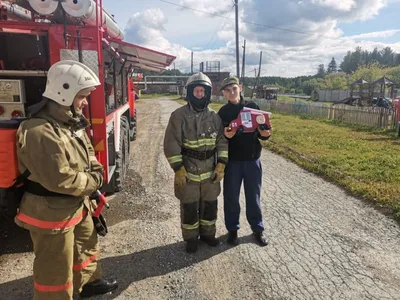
{"left": 246, "top": 68, "right": 256, "bottom": 74}
{"left": 204, "top": 4, "right": 235, "bottom": 50}
{"left": 159, "top": 0, "right": 339, "bottom": 40}
{"left": 210, "top": 21, "right": 233, "bottom": 49}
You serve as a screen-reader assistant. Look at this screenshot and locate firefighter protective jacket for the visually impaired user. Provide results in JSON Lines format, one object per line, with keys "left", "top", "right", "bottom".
{"left": 164, "top": 103, "right": 228, "bottom": 182}
{"left": 15, "top": 100, "right": 103, "bottom": 234}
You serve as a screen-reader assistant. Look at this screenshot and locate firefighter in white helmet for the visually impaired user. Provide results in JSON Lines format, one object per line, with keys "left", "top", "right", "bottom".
{"left": 15, "top": 60, "right": 118, "bottom": 299}
{"left": 164, "top": 72, "right": 228, "bottom": 253}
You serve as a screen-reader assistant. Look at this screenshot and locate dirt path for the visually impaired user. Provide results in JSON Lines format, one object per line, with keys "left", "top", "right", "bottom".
{"left": 1, "top": 98, "right": 400, "bottom": 300}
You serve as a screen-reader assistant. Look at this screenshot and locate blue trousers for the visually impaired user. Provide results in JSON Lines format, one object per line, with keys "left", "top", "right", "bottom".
{"left": 223, "top": 159, "right": 264, "bottom": 233}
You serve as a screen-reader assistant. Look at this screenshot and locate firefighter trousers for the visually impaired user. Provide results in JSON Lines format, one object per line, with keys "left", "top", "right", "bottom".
{"left": 29, "top": 209, "right": 102, "bottom": 300}
{"left": 175, "top": 179, "right": 221, "bottom": 241}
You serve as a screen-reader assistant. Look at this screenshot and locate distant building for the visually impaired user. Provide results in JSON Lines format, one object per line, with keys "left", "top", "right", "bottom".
{"left": 203, "top": 72, "right": 230, "bottom": 96}
{"left": 255, "top": 85, "right": 280, "bottom": 99}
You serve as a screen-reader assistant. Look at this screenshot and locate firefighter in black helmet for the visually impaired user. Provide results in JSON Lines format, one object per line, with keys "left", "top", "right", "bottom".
{"left": 164, "top": 72, "right": 228, "bottom": 253}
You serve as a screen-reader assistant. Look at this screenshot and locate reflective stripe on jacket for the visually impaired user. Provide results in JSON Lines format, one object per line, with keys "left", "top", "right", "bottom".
{"left": 164, "top": 103, "right": 228, "bottom": 181}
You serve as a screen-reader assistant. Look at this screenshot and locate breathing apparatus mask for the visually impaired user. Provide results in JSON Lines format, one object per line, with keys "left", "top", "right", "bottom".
{"left": 185, "top": 72, "right": 213, "bottom": 112}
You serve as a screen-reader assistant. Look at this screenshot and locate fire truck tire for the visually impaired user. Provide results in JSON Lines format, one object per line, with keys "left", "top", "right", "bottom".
{"left": 130, "top": 109, "right": 137, "bottom": 141}
{"left": 121, "top": 116, "right": 131, "bottom": 167}
{"left": 0, "top": 188, "right": 19, "bottom": 220}
{"left": 114, "top": 117, "right": 129, "bottom": 192}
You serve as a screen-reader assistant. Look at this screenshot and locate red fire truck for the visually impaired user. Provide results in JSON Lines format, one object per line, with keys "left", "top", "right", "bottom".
{"left": 0, "top": 0, "right": 176, "bottom": 218}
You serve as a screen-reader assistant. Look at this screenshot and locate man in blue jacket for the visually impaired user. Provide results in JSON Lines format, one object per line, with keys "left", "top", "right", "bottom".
{"left": 217, "top": 76, "right": 271, "bottom": 246}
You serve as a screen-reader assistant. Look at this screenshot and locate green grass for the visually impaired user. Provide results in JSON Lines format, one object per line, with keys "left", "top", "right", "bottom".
{"left": 139, "top": 93, "right": 180, "bottom": 99}
{"left": 209, "top": 103, "right": 223, "bottom": 111}
{"left": 264, "top": 114, "right": 400, "bottom": 217}
{"left": 277, "top": 95, "right": 335, "bottom": 106}
{"left": 277, "top": 95, "right": 304, "bottom": 102}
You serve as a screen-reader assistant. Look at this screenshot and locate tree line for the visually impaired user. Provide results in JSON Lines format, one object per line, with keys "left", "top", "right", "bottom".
{"left": 244, "top": 46, "right": 400, "bottom": 95}
{"left": 142, "top": 46, "right": 400, "bottom": 95}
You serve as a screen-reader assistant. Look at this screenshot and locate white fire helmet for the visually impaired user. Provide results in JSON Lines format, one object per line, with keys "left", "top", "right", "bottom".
{"left": 185, "top": 72, "right": 212, "bottom": 89}
{"left": 43, "top": 60, "right": 100, "bottom": 106}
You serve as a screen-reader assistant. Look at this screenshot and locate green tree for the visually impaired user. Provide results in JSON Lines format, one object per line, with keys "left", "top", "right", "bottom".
{"left": 387, "top": 66, "right": 400, "bottom": 85}
{"left": 316, "top": 64, "right": 326, "bottom": 78}
{"left": 340, "top": 51, "right": 352, "bottom": 73}
{"left": 324, "top": 72, "right": 348, "bottom": 90}
{"left": 371, "top": 47, "right": 382, "bottom": 64}
{"left": 301, "top": 78, "right": 326, "bottom": 95}
{"left": 395, "top": 54, "right": 400, "bottom": 66}
{"left": 381, "top": 47, "right": 395, "bottom": 66}
{"left": 349, "top": 47, "right": 362, "bottom": 72}
{"left": 350, "top": 62, "right": 385, "bottom": 83}
{"left": 327, "top": 57, "right": 337, "bottom": 73}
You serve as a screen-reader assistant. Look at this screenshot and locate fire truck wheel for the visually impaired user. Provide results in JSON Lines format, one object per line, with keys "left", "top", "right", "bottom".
{"left": 130, "top": 109, "right": 137, "bottom": 141}
{"left": 121, "top": 116, "right": 131, "bottom": 167}
{"left": 0, "top": 188, "right": 19, "bottom": 220}
{"left": 114, "top": 117, "right": 130, "bottom": 192}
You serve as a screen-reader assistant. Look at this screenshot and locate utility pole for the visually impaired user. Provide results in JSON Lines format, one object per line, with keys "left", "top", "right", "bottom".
{"left": 191, "top": 51, "right": 193, "bottom": 74}
{"left": 235, "top": 0, "right": 240, "bottom": 78}
{"left": 251, "top": 51, "right": 263, "bottom": 99}
{"left": 241, "top": 39, "right": 246, "bottom": 85}
{"left": 257, "top": 51, "right": 263, "bottom": 80}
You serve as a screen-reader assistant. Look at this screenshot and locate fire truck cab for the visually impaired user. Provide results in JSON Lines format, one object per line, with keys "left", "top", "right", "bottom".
{"left": 0, "top": 0, "right": 176, "bottom": 218}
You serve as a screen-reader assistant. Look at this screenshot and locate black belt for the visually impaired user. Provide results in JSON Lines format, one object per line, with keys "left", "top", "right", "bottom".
{"left": 25, "top": 180, "right": 72, "bottom": 198}
{"left": 181, "top": 147, "right": 216, "bottom": 160}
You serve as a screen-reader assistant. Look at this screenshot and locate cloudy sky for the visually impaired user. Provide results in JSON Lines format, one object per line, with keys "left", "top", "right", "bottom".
{"left": 102, "top": 0, "right": 400, "bottom": 78}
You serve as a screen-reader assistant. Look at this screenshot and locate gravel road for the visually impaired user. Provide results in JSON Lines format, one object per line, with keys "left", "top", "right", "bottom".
{"left": 1, "top": 98, "right": 399, "bottom": 300}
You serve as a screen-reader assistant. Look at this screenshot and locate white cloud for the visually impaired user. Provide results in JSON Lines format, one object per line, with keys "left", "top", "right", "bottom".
{"left": 124, "top": 8, "right": 167, "bottom": 46}
{"left": 123, "top": 1, "right": 400, "bottom": 77}
{"left": 348, "top": 30, "right": 400, "bottom": 40}
{"left": 179, "top": 0, "right": 234, "bottom": 15}
{"left": 241, "top": 0, "right": 386, "bottom": 46}
{"left": 310, "top": 0, "right": 356, "bottom": 11}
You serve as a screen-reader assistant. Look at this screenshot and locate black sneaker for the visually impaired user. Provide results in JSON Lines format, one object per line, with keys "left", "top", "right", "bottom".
{"left": 200, "top": 236, "right": 220, "bottom": 247}
{"left": 80, "top": 279, "right": 118, "bottom": 298}
{"left": 253, "top": 231, "right": 268, "bottom": 247}
{"left": 227, "top": 231, "right": 238, "bottom": 246}
{"left": 185, "top": 240, "right": 198, "bottom": 253}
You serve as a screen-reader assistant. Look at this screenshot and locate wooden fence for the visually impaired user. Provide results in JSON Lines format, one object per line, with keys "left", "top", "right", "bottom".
{"left": 328, "top": 104, "right": 394, "bottom": 129}
{"left": 214, "top": 99, "right": 398, "bottom": 130}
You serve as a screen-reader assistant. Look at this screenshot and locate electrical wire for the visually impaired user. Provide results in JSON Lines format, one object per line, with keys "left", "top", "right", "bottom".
{"left": 159, "top": 0, "right": 339, "bottom": 40}
{"left": 204, "top": 4, "right": 235, "bottom": 50}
